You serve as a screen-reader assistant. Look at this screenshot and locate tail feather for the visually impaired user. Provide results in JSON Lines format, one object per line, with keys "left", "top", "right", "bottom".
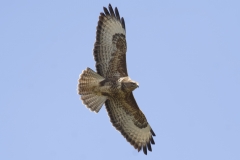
{"left": 81, "top": 94, "right": 107, "bottom": 112}
{"left": 78, "top": 67, "right": 105, "bottom": 95}
{"left": 78, "top": 68, "right": 107, "bottom": 113}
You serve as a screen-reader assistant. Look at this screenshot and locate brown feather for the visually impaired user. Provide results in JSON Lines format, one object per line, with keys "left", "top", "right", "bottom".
{"left": 103, "top": 7, "right": 110, "bottom": 16}
{"left": 115, "top": 7, "right": 120, "bottom": 20}
{"left": 143, "top": 145, "right": 147, "bottom": 155}
{"left": 108, "top": 4, "right": 115, "bottom": 17}
{"left": 151, "top": 129, "right": 156, "bottom": 136}
{"left": 121, "top": 17, "right": 126, "bottom": 30}
{"left": 138, "top": 146, "right": 142, "bottom": 152}
{"left": 147, "top": 142, "right": 152, "bottom": 151}
{"left": 150, "top": 136, "right": 155, "bottom": 144}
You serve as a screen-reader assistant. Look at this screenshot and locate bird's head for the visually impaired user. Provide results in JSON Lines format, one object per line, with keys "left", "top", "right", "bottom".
{"left": 119, "top": 77, "right": 139, "bottom": 92}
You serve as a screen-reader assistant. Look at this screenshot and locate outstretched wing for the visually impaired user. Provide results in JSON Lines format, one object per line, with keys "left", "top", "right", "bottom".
{"left": 94, "top": 4, "right": 128, "bottom": 78}
{"left": 105, "top": 93, "right": 156, "bottom": 155}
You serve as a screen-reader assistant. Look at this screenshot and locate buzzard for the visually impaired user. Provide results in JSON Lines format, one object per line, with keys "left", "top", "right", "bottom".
{"left": 78, "top": 4, "right": 155, "bottom": 155}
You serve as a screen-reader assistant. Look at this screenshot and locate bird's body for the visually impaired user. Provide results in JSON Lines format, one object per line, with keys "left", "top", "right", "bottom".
{"left": 78, "top": 4, "right": 155, "bottom": 155}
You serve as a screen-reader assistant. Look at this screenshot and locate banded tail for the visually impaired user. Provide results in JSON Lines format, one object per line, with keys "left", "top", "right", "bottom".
{"left": 78, "top": 67, "right": 107, "bottom": 113}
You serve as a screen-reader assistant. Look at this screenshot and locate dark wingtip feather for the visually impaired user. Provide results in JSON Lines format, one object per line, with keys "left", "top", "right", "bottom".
{"left": 102, "top": 4, "right": 125, "bottom": 31}
{"left": 108, "top": 4, "right": 115, "bottom": 17}
{"left": 115, "top": 7, "right": 120, "bottom": 20}
{"left": 151, "top": 129, "right": 156, "bottom": 136}
{"left": 150, "top": 136, "right": 155, "bottom": 145}
{"left": 103, "top": 7, "right": 110, "bottom": 16}
{"left": 147, "top": 142, "right": 152, "bottom": 152}
{"left": 143, "top": 145, "right": 147, "bottom": 155}
{"left": 138, "top": 145, "right": 142, "bottom": 152}
{"left": 120, "top": 17, "right": 126, "bottom": 30}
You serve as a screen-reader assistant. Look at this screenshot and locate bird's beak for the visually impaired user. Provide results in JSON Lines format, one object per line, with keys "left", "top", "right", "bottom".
{"left": 136, "top": 83, "right": 139, "bottom": 88}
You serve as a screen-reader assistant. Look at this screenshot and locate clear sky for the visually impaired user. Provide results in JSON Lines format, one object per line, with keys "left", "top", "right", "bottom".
{"left": 1, "top": 0, "right": 240, "bottom": 159}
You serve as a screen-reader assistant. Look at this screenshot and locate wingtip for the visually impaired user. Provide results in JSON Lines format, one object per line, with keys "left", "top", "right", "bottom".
{"left": 101, "top": 4, "right": 125, "bottom": 31}
{"left": 151, "top": 129, "right": 156, "bottom": 136}
{"left": 115, "top": 7, "right": 120, "bottom": 20}
{"left": 121, "top": 17, "right": 126, "bottom": 30}
{"left": 150, "top": 136, "right": 155, "bottom": 145}
{"left": 108, "top": 3, "right": 115, "bottom": 17}
{"left": 143, "top": 145, "right": 147, "bottom": 155}
{"left": 103, "top": 7, "right": 110, "bottom": 16}
{"left": 147, "top": 142, "right": 152, "bottom": 152}
{"left": 138, "top": 145, "right": 142, "bottom": 152}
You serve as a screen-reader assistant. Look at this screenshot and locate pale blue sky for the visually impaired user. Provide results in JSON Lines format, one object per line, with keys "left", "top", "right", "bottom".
{"left": 1, "top": 0, "right": 240, "bottom": 159}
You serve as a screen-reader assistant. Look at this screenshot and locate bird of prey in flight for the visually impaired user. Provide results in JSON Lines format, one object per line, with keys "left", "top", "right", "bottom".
{"left": 78, "top": 4, "right": 155, "bottom": 155}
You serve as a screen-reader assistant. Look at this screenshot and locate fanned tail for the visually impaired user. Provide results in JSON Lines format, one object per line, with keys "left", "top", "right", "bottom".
{"left": 78, "top": 67, "right": 107, "bottom": 113}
